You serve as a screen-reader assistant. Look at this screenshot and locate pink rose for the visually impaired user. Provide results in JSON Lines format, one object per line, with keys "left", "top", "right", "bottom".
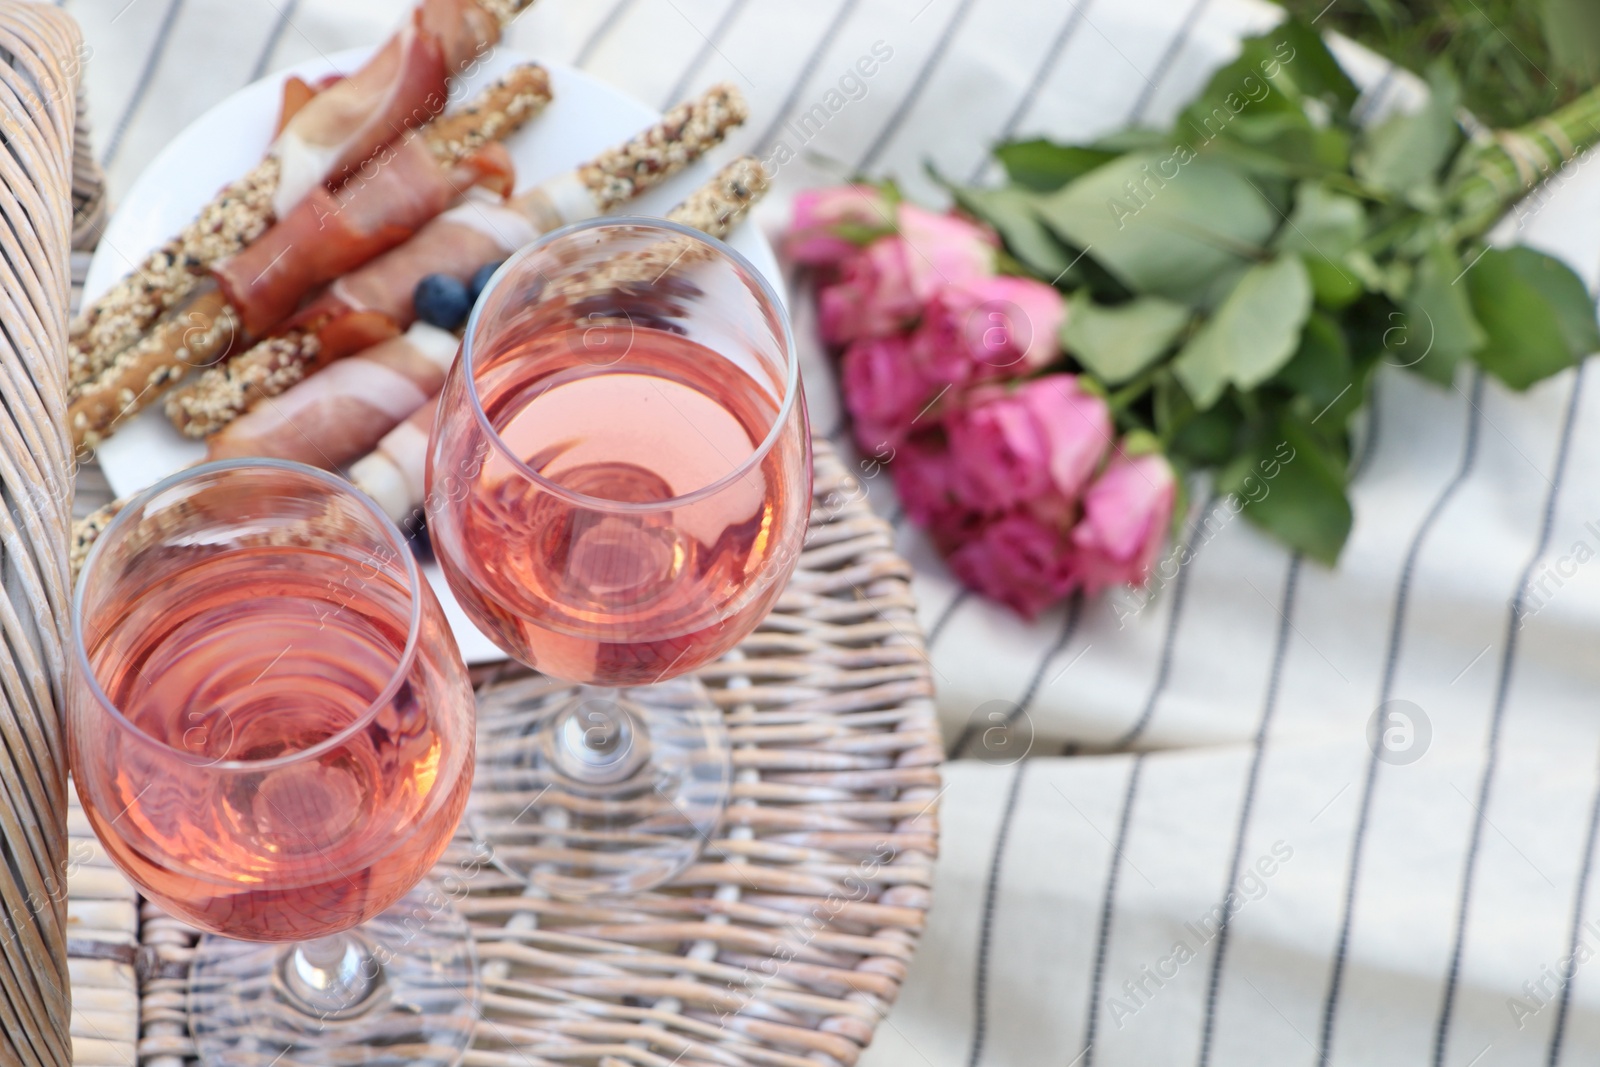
{"left": 908, "top": 292, "right": 979, "bottom": 394}
{"left": 897, "top": 204, "right": 997, "bottom": 301}
{"left": 787, "top": 185, "right": 891, "bottom": 267}
{"left": 818, "top": 236, "right": 920, "bottom": 344}
{"left": 841, "top": 336, "right": 926, "bottom": 450}
{"left": 1072, "top": 452, "right": 1178, "bottom": 594}
{"left": 948, "top": 511, "right": 1078, "bottom": 618}
{"left": 910, "top": 275, "right": 1066, "bottom": 390}
{"left": 947, "top": 376, "right": 1112, "bottom": 513}
{"left": 891, "top": 435, "right": 960, "bottom": 528}
{"left": 955, "top": 275, "right": 1066, "bottom": 370}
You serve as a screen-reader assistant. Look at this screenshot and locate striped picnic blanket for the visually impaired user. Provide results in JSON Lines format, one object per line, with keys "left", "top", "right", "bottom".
{"left": 71, "top": 0, "right": 1600, "bottom": 1064}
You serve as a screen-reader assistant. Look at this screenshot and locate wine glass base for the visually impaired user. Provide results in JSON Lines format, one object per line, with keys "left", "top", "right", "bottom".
{"left": 189, "top": 881, "right": 479, "bottom": 1067}
{"left": 471, "top": 673, "right": 732, "bottom": 897}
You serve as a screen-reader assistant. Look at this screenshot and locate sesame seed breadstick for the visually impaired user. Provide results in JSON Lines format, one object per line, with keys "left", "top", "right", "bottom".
{"left": 69, "top": 68, "right": 552, "bottom": 454}
{"left": 418, "top": 64, "right": 552, "bottom": 170}
{"left": 163, "top": 88, "right": 751, "bottom": 441}
{"left": 68, "top": 0, "right": 544, "bottom": 394}
{"left": 578, "top": 84, "right": 749, "bottom": 212}
{"left": 69, "top": 161, "right": 279, "bottom": 392}
{"left": 70, "top": 498, "right": 125, "bottom": 582}
{"left": 661, "top": 154, "right": 769, "bottom": 237}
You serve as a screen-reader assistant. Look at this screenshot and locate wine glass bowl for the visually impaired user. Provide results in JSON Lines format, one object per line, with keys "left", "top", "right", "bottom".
{"left": 68, "top": 460, "right": 480, "bottom": 1067}
{"left": 428, "top": 218, "right": 811, "bottom": 897}
{"left": 70, "top": 460, "right": 475, "bottom": 941}
{"left": 428, "top": 218, "right": 811, "bottom": 685}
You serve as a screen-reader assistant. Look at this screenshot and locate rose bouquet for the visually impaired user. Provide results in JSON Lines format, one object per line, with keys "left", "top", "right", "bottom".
{"left": 788, "top": 16, "right": 1600, "bottom": 618}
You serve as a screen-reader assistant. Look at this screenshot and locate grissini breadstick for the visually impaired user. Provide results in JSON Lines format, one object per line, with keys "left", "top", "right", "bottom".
{"left": 69, "top": 67, "right": 552, "bottom": 453}
{"left": 207, "top": 322, "right": 460, "bottom": 467}
{"left": 352, "top": 155, "right": 770, "bottom": 523}
{"left": 167, "top": 85, "right": 750, "bottom": 440}
{"left": 68, "top": 158, "right": 770, "bottom": 572}
{"left": 68, "top": 0, "right": 539, "bottom": 392}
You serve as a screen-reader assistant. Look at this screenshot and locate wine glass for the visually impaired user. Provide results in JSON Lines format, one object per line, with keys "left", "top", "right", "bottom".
{"left": 427, "top": 217, "right": 811, "bottom": 897}
{"left": 69, "top": 459, "right": 479, "bottom": 1067}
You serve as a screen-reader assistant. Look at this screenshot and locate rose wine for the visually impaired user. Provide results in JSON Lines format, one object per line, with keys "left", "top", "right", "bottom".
{"left": 432, "top": 325, "right": 810, "bottom": 684}
{"left": 74, "top": 545, "right": 472, "bottom": 942}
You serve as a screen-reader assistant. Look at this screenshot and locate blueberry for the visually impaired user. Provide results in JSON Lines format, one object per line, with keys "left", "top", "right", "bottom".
{"left": 414, "top": 273, "right": 472, "bottom": 331}
{"left": 469, "top": 259, "right": 505, "bottom": 303}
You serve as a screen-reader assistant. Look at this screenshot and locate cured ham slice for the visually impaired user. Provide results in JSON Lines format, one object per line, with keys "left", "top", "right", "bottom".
{"left": 351, "top": 403, "right": 438, "bottom": 525}
{"left": 271, "top": 0, "right": 502, "bottom": 215}
{"left": 293, "top": 194, "right": 538, "bottom": 339}
{"left": 207, "top": 323, "right": 458, "bottom": 469}
{"left": 215, "top": 140, "right": 515, "bottom": 338}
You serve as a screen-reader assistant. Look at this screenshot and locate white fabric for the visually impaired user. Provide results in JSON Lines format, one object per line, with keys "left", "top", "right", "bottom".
{"left": 72, "top": 0, "right": 1600, "bottom": 1064}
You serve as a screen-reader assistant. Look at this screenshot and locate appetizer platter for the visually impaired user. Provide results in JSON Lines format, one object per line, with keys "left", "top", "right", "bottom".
{"left": 81, "top": 1, "right": 780, "bottom": 663}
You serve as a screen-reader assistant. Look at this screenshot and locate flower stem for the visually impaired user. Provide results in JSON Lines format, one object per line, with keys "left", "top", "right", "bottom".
{"left": 1448, "top": 82, "right": 1600, "bottom": 243}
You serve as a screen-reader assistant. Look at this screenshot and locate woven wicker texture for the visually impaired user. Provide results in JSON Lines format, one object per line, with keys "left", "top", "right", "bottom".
{"left": 0, "top": 3, "right": 84, "bottom": 1065}
{"left": 125, "top": 437, "right": 939, "bottom": 1066}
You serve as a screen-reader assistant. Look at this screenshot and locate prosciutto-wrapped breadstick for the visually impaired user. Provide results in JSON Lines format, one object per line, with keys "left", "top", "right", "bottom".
{"left": 69, "top": 66, "right": 550, "bottom": 452}
{"left": 208, "top": 322, "right": 459, "bottom": 467}
{"left": 69, "top": 0, "right": 539, "bottom": 392}
{"left": 351, "top": 155, "right": 770, "bottom": 523}
{"left": 168, "top": 85, "right": 750, "bottom": 440}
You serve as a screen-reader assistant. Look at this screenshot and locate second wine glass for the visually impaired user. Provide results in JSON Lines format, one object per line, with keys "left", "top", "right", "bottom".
{"left": 427, "top": 217, "right": 811, "bottom": 896}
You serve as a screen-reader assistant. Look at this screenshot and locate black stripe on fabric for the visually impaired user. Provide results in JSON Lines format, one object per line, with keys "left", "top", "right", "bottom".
{"left": 574, "top": 0, "right": 638, "bottom": 69}
{"left": 927, "top": 588, "right": 972, "bottom": 651}
{"left": 1126, "top": 0, "right": 1213, "bottom": 125}
{"left": 753, "top": 0, "right": 861, "bottom": 152}
{"left": 1316, "top": 370, "right": 1487, "bottom": 1065}
{"left": 1350, "top": 61, "right": 1399, "bottom": 128}
{"left": 1196, "top": 554, "right": 1302, "bottom": 1067}
{"left": 854, "top": 0, "right": 982, "bottom": 173}
{"left": 660, "top": 0, "right": 751, "bottom": 108}
{"left": 964, "top": 0, "right": 1094, "bottom": 184}
{"left": 1348, "top": 377, "right": 1384, "bottom": 483}
{"left": 948, "top": 597, "right": 1083, "bottom": 759}
{"left": 1108, "top": 493, "right": 1216, "bottom": 749}
{"left": 1546, "top": 746, "right": 1600, "bottom": 1066}
{"left": 967, "top": 760, "right": 1028, "bottom": 1067}
{"left": 1081, "top": 754, "right": 1147, "bottom": 1067}
{"left": 101, "top": 0, "right": 186, "bottom": 168}
{"left": 1433, "top": 364, "right": 1587, "bottom": 1067}
{"left": 249, "top": 0, "right": 299, "bottom": 81}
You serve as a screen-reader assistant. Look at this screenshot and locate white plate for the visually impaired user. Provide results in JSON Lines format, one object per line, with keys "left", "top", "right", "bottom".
{"left": 88, "top": 47, "right": 784, "bottom": 665}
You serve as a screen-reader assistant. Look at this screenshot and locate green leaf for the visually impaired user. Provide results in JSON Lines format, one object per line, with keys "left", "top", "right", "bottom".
{"left": 1353, "top": 63, "right": 1462, "bottom": 202}
{"left": 993, "top": 140, "right": 1119, "bottom": 192}
{"left": 1179, "top": 17, "right": 1359, "bottom": 132}
{"left": 1466, "top": 246, "right": 1600, "bottom": 390}
{"left": 1543, "top": 0, "right": 1600, "bottom": 80}
{"left": 1400, "top": 243, "right": 1486, "bottom": 385}
{"left": 1274, "top": 182, "right": 1366, "bottom": 258}
{"left": 1272, "top": 311, "right": 1352, "bottom": 407}
{"left": 1222, "top": 414, "right": 1353, "bottom": 566}
{"left": 1172, "top": 256, "right": 1315, "bottom": 408}
{"left": 1170, "top": 403, "right": 1243, "bottom": 468}
{"left": 1303, "top": 255, "right": 1366, "bottom": 309}
{"left": 952, "top": 185, "right": 1075, "bottom": 280}
{"left": 1062, "top": 293, "right": 1192, "bottom": 384}
{"left": 832, "top": 221, "right": 898, "bottom": 246}
{"left": 1038, "top": 152, "right": 1278, "bottom": 303}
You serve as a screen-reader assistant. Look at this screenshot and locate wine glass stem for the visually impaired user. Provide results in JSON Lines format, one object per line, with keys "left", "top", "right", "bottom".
{"left": 550, "top": 688, "right": 652, "bottom": 784}
{"left": 281, "top": 933, "right": 380, "bottom": 1019}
